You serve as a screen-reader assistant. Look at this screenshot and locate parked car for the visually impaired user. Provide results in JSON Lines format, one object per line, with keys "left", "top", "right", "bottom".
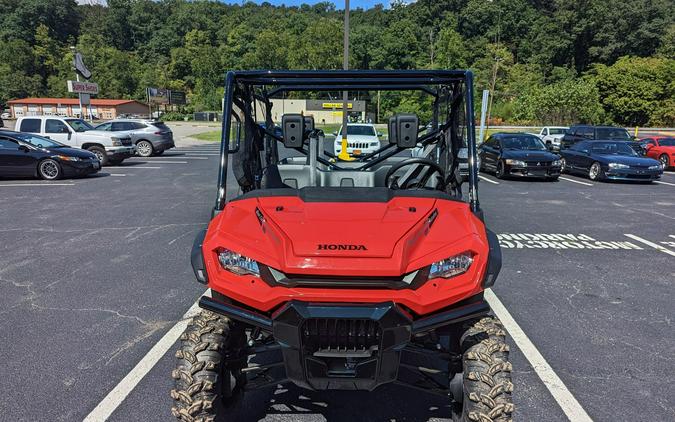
{"left": 560, "top": 125, "right": 644, "bottom": 154}
{"left": 535, "top": 126, "right": 568, "bottom": 151}
{"left": 94, "top": 119, "right": 174, "bottom": 157}
{"left": 0, "top": 130, "right": 100, "bottom": 180}
{"left": 333, "top": 123, "right": 381, "bottom": 157}
{"left": 0, "top": 112, "right": 11, "bottom": 119}
{"left": 640, "top": 136, "right": 675, "bottom": 169}
{"left": 478, "top": 132, "right": 561, "bottom": 180}
{"left": 560, "top": 140, "right": 662, "bottom": 182}
{"left": 15, "top": 116, "right": 134, "bottom": 166}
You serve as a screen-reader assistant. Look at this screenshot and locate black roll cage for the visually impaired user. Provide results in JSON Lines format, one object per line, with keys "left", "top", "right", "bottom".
{"left": 216, "top": 70, "right": 479, "bottom": 213}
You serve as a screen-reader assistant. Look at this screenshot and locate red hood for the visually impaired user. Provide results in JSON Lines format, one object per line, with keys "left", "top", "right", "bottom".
{"left": 205, "top": 194, "right": 485, "bottom": 277}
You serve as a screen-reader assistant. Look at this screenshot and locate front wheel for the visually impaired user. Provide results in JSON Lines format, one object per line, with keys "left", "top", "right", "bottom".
{"left": 560, "top": 158, "right": 568, "bottom": 174}
{"left": 136, "top": 140, "right": 154, "bottom": 157}
{"left": 453, "top": 316, "right": 514, "bottom": 422}
{"left": 87, "top": 146, "right": 108, "bottom": 166}
{"left": 495, "top": 161, "right": 506, "bottom": 179}
{"left": 660, "top": 154, "right": 670, "bottom": 169}
{"left": 38, "top": 159, "right": 62, "bottom": 180}
{"left": 588, "top": 162, "right": 603, "bottom": 181}
{"left": 171, "top": 311, "right": 246, "bottom": 422}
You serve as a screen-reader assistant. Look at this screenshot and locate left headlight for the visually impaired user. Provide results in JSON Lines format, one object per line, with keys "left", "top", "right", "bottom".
{"left": 218, "top": 248, "right": 260, "bottom": 276}
{"left": 649, "top": 165, "right": 661, "bottom": 170}
{"left": 608, "top": 163, "right": 629, "bottom": 169}
{"left": 56, "top": 155, "right": 78, "bottom": 161}
{"left": 505, "top": 159, "right": 526, "bottom": 167}
{"left": 429, "top": 252, "right": 473, "bottom": 279}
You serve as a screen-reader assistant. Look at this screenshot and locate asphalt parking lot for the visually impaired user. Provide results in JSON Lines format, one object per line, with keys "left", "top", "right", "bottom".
{"left": 1, "top": 126, "right": 673, "bottom": 421}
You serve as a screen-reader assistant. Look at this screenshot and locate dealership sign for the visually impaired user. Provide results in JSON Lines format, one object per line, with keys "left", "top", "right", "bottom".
{"left": 322, "top": 102, "right": 353, "bottom": 109}
{"left": 67, "top": 80, "right": 99, "bottom": 95}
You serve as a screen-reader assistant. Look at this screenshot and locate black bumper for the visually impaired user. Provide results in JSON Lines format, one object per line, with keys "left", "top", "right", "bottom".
{"left": 61, "top": 160, "right": 101, "bottom": 176}
{"left": 506, "top": 164, "right": 560, "bottom": 177}
{"left": 199, "top": 296, "right": 490, "bottom": 391}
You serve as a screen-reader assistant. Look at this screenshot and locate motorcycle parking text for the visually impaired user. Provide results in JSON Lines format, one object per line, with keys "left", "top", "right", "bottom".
{"left": 498, "top": 233, "right": 643, "bottom": 250}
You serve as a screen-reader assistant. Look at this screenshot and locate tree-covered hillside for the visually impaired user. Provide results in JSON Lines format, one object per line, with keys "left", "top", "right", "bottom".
{"left": 0, "top": 0, "right": 673, "bottom": 125}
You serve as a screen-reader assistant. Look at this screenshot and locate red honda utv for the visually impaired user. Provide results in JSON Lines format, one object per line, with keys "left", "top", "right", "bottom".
{"left": 171, "top": 70, "right": 513, "bottom": 422}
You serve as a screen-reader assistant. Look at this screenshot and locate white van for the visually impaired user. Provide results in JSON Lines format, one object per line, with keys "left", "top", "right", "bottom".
{"left": 15, "top": 116, "right": 135, "bottom": 165}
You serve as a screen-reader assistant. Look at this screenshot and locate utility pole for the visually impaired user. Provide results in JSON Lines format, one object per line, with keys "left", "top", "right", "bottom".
{"left": 70, "top": 46, "right": 84, "bottom": 120}
{"left": 337, "top": 0, "right": 353, "bottom": 160}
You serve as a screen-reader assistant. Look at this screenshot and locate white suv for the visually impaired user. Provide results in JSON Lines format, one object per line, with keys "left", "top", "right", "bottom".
{"left": 333, "top": 124, "right": 381, "bottom": 157}
{"left": 536, "top": 126, "right": 569, "bottom": 151}
{"left": 15, "top": 116, "right": 135, "bottom": 165}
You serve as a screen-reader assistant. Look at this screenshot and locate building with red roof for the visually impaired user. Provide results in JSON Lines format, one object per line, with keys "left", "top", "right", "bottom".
{"left": 7, "top": 97, "right": 149, "bottom": 120}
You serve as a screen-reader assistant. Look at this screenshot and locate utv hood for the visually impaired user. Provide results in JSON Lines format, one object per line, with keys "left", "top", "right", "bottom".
{"left": 205, "top": 188, "right": 485, "bottom": 277}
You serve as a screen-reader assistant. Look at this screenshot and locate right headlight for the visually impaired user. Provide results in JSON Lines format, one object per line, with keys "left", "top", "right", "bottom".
{"left": 217, "top": 248, "right": 260, "bottom": 276}
{"left": 429, "top": 252, "right": 473, "bottom": 279}
{"left": 505, "top": 159, "right": 526, "bottom": 167}
{"left": 608, "top": 163, "right": 629, "bottom": 169}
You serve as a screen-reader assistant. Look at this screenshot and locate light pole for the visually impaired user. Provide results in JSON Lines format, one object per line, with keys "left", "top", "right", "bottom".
{"left": 69, "top": 46, "right": 84, "bottom": 120}
{"left": 337, "top": 0, "right": 353, "bottom": 160}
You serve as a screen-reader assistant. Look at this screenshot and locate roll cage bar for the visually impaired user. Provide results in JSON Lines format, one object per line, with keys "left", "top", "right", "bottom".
{"left": 216, "top": 70, "right": 479, "bottom": 213}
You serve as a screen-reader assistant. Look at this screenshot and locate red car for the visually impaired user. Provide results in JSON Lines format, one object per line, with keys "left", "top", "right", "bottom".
{"left": 641, "top": 136, "right": 675, "bottom": 168}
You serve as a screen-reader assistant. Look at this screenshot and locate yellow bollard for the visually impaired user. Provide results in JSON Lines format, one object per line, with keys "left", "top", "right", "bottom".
{"left": 634, "top": 126, "right": 639, "bottom": 138}
{"left": 337, "top": 136, "right": 355, "bottom": 161}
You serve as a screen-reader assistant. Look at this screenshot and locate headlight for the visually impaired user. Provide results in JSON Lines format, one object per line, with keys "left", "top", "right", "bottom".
{"left": 505, "top": 159, "right": 526, "bottom": 167}
{"left": 608, "top": 163, "right": 629, "bottom": 169}
{"left": 648, "top": 165, "right": 661, "bottom": 170}
{"left": 552, "top": 159, "right": 562, "bottom": 166}
{"left": 56, "top": 155, "right": 78, "bottom": 161}
{"left": 218, "top": 248, "right": 259, "bottom": 276}
{"left": 429, "top": 252, "right": 473, "bottom": 279}
{"left": 111, "top": 137, "right": 123, "bottom": 146}
{"left": 370, "top": 142, "right": 378, "bottom": 147}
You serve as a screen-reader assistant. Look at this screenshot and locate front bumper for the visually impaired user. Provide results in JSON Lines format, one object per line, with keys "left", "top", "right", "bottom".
{"left": 105, "top": 146, "right": 136, "bottom": 159}
{"left": 199, "top": 296, "right": 489, "bottom": 391}
{"left": 604, "top": 168, "right": 661, "bottom": 181}
{"left": 61, "top": 159, "right": 101, "bottom": 176}
{"left": 506, "top": 164, "right": 561, "bottom": 178}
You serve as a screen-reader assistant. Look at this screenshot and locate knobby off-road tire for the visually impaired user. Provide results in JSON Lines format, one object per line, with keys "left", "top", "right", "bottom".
{"left": 171, "top": 310, "right": 245, "bottom": 422}
{"left": 455, "top": 316, "right": 514, "bottom": 422}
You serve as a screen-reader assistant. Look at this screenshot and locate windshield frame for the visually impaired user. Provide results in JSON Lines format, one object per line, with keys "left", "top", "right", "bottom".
{"left": 590, "top": 141, "right": 638, "bottom": 156}
{"left": 65, "top": 118, "right": 94, "bottom": 133}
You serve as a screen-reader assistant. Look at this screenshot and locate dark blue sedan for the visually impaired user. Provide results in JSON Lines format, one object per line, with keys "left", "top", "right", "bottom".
{"left": 560, "top": 140, "right": 662, "bottom": 182}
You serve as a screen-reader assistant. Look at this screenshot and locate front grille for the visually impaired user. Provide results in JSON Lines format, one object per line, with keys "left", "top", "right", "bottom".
{"left": 348, "top": 142, "right": 369, "bottom": 149}
{"left": 526, "top": 161, "right": 551, "bottom": 167}
{"left": 302, "top": 318, "right": 381, "bottom": 354}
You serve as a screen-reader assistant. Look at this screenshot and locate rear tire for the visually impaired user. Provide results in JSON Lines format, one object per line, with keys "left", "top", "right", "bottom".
{"left": 453, "top": 316, "right": 514, "bottom": 422}
{"left": 38, "top": 159, "right": 62, "bottom": 180}
{"left": 171, "top": 310, "right": 246, "bottom": 422}
{"left": 136, "top": 140, "right": 154, "bottom": 157}
{"left": 660, "top": 154, "right": 670, "bottom": 169}
{"left": 87, "top": 146, "right": 108, "bottom": 166}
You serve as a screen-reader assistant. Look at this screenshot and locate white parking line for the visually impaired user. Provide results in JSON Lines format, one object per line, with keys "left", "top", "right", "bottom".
{"left": 478, "top": 174, "right": 500, "bottom": 185}
{"left": 624, "top": 234, "right": 675, "bottom": 257}
{"left": 654, "top": 180, "right": 675, "bottom": 187}
{"left": 484, "top": 289, "right": 593, "bottom": 422}
{"left": 109, "top": 174, "right": 127, "bottom": 177}
{"left": 185, "top": 153, "right": 219, "bottom": 156}
{"left": 108, "top": 166, "right": 161, "bottom": 169}
{"left": 147, "top": 156, "right": 208, "bottom": 160}
{"left": 83, "top": 296, "right": 205, "bottom": 422}
{"left": 136, "top": 161, "right": 188, "bottom": 164}
{"left": 0, "top": 183, "right": 75, "bottom": 187}
{"left": 559, "top": 176, "right": 593, "bottom": 186}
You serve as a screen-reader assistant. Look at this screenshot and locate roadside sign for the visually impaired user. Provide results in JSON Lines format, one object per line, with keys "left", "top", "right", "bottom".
{"left": 169, "top": 91, "right": 186, "bottom": 105}
{"left": 323, "top": 102, "right": 352, "bottom": 109}
{"left": 147, "top": 87, "right": 170, "bottom": 105}
{"left": 67, "top": 80, "right": 99, "bottom": 94}
{"left": 80, "top": 93, "right": 91, "bottom": 106}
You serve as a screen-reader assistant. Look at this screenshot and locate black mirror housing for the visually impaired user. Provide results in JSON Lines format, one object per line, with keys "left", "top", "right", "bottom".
{"left": 282, "top": 114, "right": 305, "bottom": 148}
{"left": 388, "top": 114, "right": 418, "bottom": 148}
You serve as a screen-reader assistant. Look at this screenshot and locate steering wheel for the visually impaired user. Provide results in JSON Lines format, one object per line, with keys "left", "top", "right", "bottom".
{"left": 384, "top": 158, "right": 445, "bottom": 190}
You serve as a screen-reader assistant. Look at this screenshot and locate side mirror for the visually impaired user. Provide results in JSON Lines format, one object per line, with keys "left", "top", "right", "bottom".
{"left": 377, "top": 132, "right": 383, "bottom": 137}
{"left": 494, "top": 144, "right": 501, "bottom": 150}
{"left": 67, "top": 132, "right": 72, "bottom": 140}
